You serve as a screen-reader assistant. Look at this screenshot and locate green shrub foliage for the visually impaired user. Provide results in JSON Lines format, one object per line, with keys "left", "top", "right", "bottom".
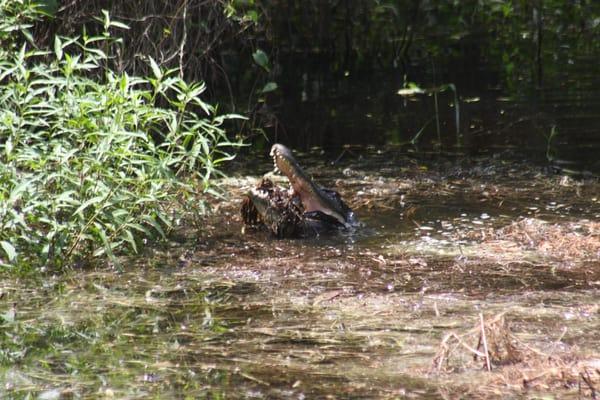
{"left": 0, "top": 9, "right": 242, "bottom": 269}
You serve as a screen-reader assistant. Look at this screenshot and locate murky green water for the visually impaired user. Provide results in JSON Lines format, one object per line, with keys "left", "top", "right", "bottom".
{"left": 1, "top": 150, "right": 598, "bottom": 398}
{"left": 264, "top": 19, "right": 600, "bottom": 176}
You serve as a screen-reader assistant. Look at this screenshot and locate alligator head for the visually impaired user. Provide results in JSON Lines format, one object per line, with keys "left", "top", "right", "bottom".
{"left": 270, "top": 143, "right": 352, "bottom": 226}
{"left": 241, "top": 144, "right": 355, "bottom": 237}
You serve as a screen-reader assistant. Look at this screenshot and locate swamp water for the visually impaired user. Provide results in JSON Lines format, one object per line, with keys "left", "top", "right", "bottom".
{"left": 1, "top": 2, "right": 599, "bottom": 398}
{"left": 1, "top": 148, "right": 598, "bottom": 399}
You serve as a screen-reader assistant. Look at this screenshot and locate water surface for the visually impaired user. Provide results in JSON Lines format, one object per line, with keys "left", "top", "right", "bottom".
{"left": 2, "top": 149, "right": 598, "bottom": 398}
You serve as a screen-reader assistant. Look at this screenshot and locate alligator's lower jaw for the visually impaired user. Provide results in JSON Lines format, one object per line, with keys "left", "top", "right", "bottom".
{"left": 288, "top": 176, "right": 347, "bottom": 225}
{"left": 299, "top": 192, "right": 346, "bottom": 224}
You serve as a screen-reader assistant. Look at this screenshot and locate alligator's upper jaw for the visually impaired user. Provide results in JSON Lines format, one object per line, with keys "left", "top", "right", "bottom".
{"left": 270, "top": 144, "right": 347, "bottom": 224}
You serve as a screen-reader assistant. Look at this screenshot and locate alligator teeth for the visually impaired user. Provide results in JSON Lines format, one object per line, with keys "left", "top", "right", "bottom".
{"left": 271, "top": 153, "right": 280, "bottom": 173}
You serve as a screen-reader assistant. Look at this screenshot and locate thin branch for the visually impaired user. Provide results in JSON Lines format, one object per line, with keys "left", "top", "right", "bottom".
{"left": 479, "top": 313, "right": 492, "bottom": 372}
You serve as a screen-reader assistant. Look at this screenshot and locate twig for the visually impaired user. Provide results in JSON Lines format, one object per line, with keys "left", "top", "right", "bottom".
{"left": 333, "top": 149, "right": 347, "bottom": 164}
{"left": 550, "top": 326, "right": 567, "bottom": 353}
{"left": 580, "top": 370, "right": 597, "bottom": 400}
{"left": 178, "top": 0, "right": 188, "bottom": 79}
{"left": 239, "top": 371, "right": 270, "bottom": 386}
{"left": 479, "top": 313, "right": 492, "bottom": 371}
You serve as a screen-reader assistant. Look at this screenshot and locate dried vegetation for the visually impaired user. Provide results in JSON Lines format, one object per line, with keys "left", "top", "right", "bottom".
{"left": 432, "top": 313, "right": 600, "bottom": 399}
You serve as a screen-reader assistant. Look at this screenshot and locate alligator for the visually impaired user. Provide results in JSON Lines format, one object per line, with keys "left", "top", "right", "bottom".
{"left": 241, "top": 144, "right": 356, "bottom": 237}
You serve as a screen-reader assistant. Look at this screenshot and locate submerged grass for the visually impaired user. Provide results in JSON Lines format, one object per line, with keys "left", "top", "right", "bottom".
{"left": 2, "top": 252, "right": 596, "bottom": 398}
{"left": 0, "top": 147, "right": 598, "bottom": 398}
{"left": 0, "top": 269, "right": 242, "bottom": 398}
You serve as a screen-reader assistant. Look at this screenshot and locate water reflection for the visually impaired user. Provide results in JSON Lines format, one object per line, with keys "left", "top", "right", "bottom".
{"left": 264, "top": 39, "right": 600, "bottom": 175}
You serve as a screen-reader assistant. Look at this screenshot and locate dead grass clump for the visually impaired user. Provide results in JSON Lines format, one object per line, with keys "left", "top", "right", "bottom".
{"left": 349, "top": 176, "right": 412, "bottom": 210}
{"left": 431, "top": 313, "right": 600, "bottom": 397}
{"left": 431, "top": 313, "right": 523, "bottom": 374}
{"left": 478, "top": 218, "right": 600, "bottom": 261}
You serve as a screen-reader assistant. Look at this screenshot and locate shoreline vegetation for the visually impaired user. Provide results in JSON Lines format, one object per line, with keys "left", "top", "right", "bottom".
{"left": 0, "top": 4, "right": 243, "bottom": 270}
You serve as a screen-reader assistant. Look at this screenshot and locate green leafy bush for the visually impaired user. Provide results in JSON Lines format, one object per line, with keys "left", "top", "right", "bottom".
{"left": 0, "top": 0, "right": 40, "bottom": 47}
{"left": 0, "top": 10, "right": 242, "bottom": 270}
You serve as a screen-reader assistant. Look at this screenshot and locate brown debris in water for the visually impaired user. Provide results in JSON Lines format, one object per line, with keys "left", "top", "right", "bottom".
{"left": 240, "top": 178, "right": 305, "bottom": 237}
{"left": 431, "top": 313, "right": 600, "bottom": 397}
{"left": 470, "top": 218, "right": 600, "bottom": 261}
{"left": 348, "top": 176, "right": 412, "bottom": 210}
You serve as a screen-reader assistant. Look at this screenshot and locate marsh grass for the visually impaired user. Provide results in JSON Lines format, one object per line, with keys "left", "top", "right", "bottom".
{"left": 0, "top": 152, "right": 598, "bottom": 398}
{"left": 0, "top": 6, "right": 243, "bottom": 270}
{"left": 431, "top": 313, "right": 600, "bottom": 398}
{"left": 0, "top": 269, "right": 241, "bottom": 398}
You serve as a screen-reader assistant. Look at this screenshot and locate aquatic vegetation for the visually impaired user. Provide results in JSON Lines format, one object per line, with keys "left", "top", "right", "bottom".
{"left": 0, "top": 7, "right": 243, "bottom": 270}
{"left": 0, "top": 149, "right": 598, "bottom": 398}
{"left": 432, "top": 313, "right": 600, "bottom": 398}
{"left": 397, "top": 82, "right": 461, "bottom": 148}
{"left": 0, "top": 269, "right": 239, "bottom": 398}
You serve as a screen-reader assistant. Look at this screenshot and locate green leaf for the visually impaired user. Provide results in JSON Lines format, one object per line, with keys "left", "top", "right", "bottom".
{"left": 38, "top": 0, "right": 59, "bottom": 16}
{"left": 397, "top": 82, "right": 425, "bottom": 96}
{"left": 18, "top": 43, "right": 26, "bottom": 64}
{"left": 252, "top": 49, "right": 270, "bottom": 72}
{"left": 54, "top": 36, "right": 63, "bottom": 60}
{"left": 122, "top": 229, "right": 137, "bottom": 253}
{"left": 120, "top": 73, "right": 129, "bottom": 92}
{"left": 148, "top": 56, "right": 162, "bottom": 80}
{"left": 109, "top": 21, "right": 130, "bottom": 30}
{"left": 101, "top": 9, "right": 110, "bottom": 31}
{"left": 1, "top": 308, "right": 15, "bottom": 323}
{"left": 1, "top": 241, "right": 17, "bottom": 262}
{"left": 244, "top": 10, "right": 259, "bottom": 23}
{"left": 74, "top": 196, "right": 105, "bottom": 217}
{"left": 260, "top": 82, "right": 278, "bottom": 94}
{"left": 141, "top": 215, "right": 166, "bottom": 238}
{"left": 9, "top": 179, "right": 34, "bottom": 204}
